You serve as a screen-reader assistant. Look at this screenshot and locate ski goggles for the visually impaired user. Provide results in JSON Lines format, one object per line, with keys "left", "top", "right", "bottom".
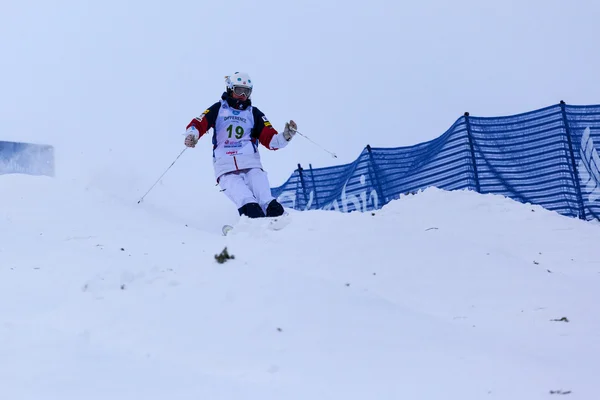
{"left": 232, "top": 86, "right": 252, "bottom": 97}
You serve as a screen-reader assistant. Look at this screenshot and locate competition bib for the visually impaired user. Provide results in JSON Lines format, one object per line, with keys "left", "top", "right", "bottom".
{"left": 213, "top": 101, "right": 256, "bottom": 158}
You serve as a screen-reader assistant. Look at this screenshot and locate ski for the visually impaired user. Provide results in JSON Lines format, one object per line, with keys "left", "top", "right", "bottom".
{"left": 222, "top": 224, "right": 234, "bottom": 236}
{"left": 221, "top": 213, "right": 290, "bottom": 236}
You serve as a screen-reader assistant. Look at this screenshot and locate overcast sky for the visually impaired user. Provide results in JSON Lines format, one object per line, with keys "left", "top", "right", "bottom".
{"left": 2, "top": 0, "right": 599, "bottom": 188}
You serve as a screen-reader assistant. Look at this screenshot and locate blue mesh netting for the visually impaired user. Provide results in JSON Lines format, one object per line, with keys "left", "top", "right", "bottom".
{"left": 271, "top": 101, "right": 600, "bottom": 221}
{"left": 0, "top": 141, "right": 55, "bottom": 177}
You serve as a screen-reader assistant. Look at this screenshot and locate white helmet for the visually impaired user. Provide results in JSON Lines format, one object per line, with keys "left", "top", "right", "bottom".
{"left": 225, "top": 72, "right": 253, "bottom": 98}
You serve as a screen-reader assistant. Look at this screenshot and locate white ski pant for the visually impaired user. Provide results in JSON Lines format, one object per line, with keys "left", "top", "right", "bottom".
{"left": 218, "top": 168, "right": 275, "bottom": 211}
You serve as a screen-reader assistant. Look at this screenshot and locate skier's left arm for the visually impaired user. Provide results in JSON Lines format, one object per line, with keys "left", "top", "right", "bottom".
{"left": 251, "top": 107, "right": 297, "bottom": 150}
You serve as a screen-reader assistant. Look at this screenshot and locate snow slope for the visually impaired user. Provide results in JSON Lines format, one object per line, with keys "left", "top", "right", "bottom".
{"left": 1, "top": 174, "right": 600, "bottom": 400}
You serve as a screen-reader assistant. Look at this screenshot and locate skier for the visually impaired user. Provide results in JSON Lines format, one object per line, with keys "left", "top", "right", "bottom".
{"left": 183, "top": 71, "right": 297, "bottom": 219}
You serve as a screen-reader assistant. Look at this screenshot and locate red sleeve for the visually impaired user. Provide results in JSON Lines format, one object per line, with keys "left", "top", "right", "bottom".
{"left": 250, "top": 106, "right": 282, "bottom": 150}
{"left": 186, "top": 102, "right": 220, "bottom": 137}
{"left": 258, "top": 125, "right": 280, "bottom": 149}
{"left": 186, "top": 116, "right": 210, "bottom": 137}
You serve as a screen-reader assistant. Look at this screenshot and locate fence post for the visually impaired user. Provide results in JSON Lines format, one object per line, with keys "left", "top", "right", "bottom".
{"left": 308, "top": 164, "right": 320, "bottom": 209}
{"left": 366, "top": 144, "right": 385, "bottom": 204}
{"left": 464, "top": 112, "right": 481, "bottom": 192}
{"left": 559, "top": 100, "right": 586, "bottom": 220}
{"left": 297, "top": 163, "right": 309, "bottom": 209}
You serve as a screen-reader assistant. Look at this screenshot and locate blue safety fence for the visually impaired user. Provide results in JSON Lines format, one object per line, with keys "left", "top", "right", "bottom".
{"left": 271, "top": 101, "right": 600, "bottom": 221}
{"left": 0, "top": 141, "right": 55, "bottom": 177}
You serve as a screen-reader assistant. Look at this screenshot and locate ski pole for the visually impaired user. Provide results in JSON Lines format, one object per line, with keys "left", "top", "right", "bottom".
{"left": 137, "top": 147, "right": 187, "bottom": 204}
{"left": 295, "top": 130, "right": 337, "bottom": 158}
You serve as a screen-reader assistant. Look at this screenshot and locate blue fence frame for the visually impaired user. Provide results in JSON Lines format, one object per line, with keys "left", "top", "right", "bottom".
{"left": 271, "top": 101, "right": 600, "bottom": 221}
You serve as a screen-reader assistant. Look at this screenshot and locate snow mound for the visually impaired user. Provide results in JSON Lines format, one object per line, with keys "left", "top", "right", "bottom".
{"left": 1, "top": 177, "right": 599, "bottom": 399}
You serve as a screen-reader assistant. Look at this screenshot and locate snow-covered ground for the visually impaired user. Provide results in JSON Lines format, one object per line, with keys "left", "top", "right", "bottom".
{"left": 1, "top": 174, "right": 599, "bottom": 399}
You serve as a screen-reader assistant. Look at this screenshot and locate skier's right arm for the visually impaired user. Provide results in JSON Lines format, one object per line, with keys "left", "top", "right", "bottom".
{"left": 184, "top": 102, "right": 220, "bottom": 147}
